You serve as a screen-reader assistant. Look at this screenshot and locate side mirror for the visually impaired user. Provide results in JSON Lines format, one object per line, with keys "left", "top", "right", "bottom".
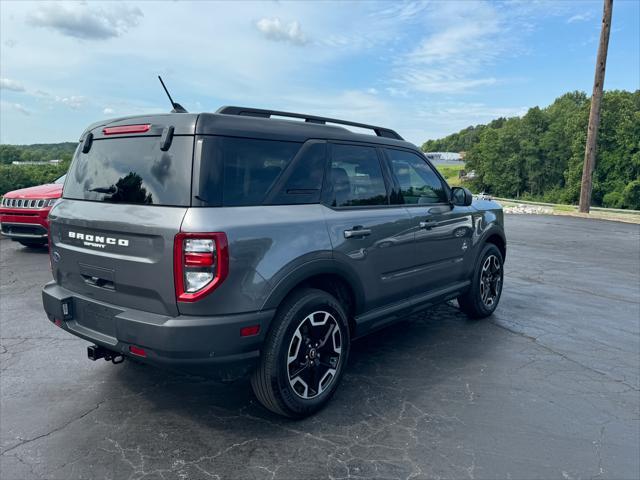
{"left": 451, "top": 186, "right": 473, "bottom": 206}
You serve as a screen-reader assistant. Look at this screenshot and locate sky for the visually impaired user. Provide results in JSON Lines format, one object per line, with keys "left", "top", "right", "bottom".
{"left": 0, "top": 0, "right": 638, "bottom": 146}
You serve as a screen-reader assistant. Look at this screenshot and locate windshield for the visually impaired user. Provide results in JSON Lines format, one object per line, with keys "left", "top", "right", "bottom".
{"left": 54, "top": 174, "right": 66, "bottom": 184}
{"left": 63, "top": 136, "right": 194, "bottom": 206}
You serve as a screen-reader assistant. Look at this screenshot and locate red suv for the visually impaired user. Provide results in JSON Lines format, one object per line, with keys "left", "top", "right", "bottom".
{"left": 0, "top": 175, "right": 65, "bottom": 247}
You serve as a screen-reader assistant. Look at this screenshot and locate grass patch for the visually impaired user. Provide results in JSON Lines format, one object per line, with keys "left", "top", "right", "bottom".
{"left": 553, "top": 204, "right": 576, "bottom": 212}
{"left": 436, "top": 164, "right": 464, "bottom": 187}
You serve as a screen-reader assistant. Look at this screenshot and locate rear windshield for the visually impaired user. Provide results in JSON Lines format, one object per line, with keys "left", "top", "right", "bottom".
{"left": 198, "top": 137, "right": 302, "bottom": 206}
{"left": 64, "top": 136, "right": 193, "bottom": 206}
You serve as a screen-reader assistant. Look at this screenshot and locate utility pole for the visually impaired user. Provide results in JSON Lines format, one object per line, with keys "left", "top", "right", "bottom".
{"left": 579, "top": 0, "right": 613, "bottom": 213}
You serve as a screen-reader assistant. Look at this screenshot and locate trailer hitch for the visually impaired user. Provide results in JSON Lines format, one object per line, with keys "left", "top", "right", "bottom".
{"left": 87, "top": 345, "right": 125, "bottom": 364}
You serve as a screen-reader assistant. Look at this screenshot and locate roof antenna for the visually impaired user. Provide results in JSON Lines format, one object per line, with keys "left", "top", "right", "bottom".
{"left": 158, "top": 75, "right": 188, "bottom": 113}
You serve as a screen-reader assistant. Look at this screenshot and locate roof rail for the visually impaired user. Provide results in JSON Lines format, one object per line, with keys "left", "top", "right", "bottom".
{"left": 216, "top": 106, "right": 404, "bottom": 140}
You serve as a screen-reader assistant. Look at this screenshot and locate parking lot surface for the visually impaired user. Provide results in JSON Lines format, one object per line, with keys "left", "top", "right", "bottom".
{"left": 1, "top": 215, "right": 639, "bottom": 480}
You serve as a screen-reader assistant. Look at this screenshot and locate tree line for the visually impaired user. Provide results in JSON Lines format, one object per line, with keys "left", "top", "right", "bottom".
{"left": 422, "top": 90, "right": 640, "bottom": 209}
{"left": 0, "top": 143, "right": 76, "bottom": 195}
{"left": 0, "top": 142, "right": 77, "bottom": 165}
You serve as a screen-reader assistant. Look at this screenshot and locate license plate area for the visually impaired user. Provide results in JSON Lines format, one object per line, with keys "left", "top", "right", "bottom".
{"left": 76, "top": 299, "right": 118, "bottom": 338}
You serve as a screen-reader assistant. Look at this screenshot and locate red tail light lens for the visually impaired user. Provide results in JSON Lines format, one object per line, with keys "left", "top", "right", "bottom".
{"left": 103, "top": 124, "right": 150, "bottom": 135}
{"left": 184, "top": 252, "right": 214, "bottom": 267}
{"left": 129, "top": 345, "right": 147, "bottom": 357}
{"left": 174, "top": 232, "right": 229, "bottom": 302}
{"left": 240, "top": 325, "right": 261, "bottom": 337}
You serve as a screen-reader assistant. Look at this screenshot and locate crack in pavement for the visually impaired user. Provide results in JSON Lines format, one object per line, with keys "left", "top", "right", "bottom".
{"left": 487, "top": 317, "right": 640, "bottom": 392}
{"left": 1, "top": 400, "right": 106, "bottom": 456}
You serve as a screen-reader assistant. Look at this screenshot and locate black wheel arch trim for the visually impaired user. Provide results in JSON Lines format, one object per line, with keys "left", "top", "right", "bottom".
{"left": 261, "top": 258, "right": 366, "bottom": 314}
{"left": 478, "top": 225, "right": 507, "bottom": 260}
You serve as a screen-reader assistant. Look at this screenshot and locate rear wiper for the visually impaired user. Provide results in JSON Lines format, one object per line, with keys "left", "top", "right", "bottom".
{"left": 87, "top": 186, "right": 117, "bottom": 194}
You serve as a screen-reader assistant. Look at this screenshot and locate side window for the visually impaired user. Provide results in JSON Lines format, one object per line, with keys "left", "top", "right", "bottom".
{"left": 198, "top": 137, "right": 302, "bottom": 206}
{"left": 268, "top": 142, "right": 326, "bottom": 205}
{"left": 328, "top": 144, "right": 388, "bottom": 207}
{"left": 385, "top": 149, "right": 448, "bottom": 205}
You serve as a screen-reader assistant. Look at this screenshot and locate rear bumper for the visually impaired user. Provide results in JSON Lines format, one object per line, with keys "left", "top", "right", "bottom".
{"left": 0, "top": 207, "right": 51, "bottom": 240}
{"left": 42, "top": 281, "right": 275, "bottom": 380}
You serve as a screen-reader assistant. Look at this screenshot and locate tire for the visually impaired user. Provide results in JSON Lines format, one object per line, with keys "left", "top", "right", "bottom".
{"left": 251, "top": 288, "right": 350, "bottom": 418}
{"left": 457, "top": 243, "right": 504, "bottom": 319}
{"left": 18, "top": 239, "right": 47, "bottom": 248}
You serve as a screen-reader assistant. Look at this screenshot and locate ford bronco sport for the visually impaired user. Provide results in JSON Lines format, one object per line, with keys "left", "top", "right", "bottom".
{"left": 42, "top": 107, "right": 505, "bottom": 418}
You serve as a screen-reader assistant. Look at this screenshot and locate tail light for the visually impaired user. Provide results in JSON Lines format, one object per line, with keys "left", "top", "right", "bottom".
{"left": 174, "top": 232, "right": 229, "bottom": 302}
{"left": 103, "top": 124, "right": 150, "bottom": 135}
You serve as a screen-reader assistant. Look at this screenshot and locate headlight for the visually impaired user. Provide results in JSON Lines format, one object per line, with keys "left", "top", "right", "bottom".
{"left": 46, "top": 198, "right": 59, "bottom": 207}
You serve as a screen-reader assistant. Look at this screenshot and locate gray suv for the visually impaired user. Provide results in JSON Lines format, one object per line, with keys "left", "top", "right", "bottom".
{"left": 42, "top": 107, "right": 505, "bottom": 417}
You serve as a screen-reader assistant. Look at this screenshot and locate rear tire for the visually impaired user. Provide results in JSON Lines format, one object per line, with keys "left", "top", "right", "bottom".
{"left": 18, "top": 239, "right": 47, "bottom": 248}
{"left": 457, "top": 243, "right": 504, "bottom": 319}
{"left": 251, "top": 288, "right": 350, "bottom": 418}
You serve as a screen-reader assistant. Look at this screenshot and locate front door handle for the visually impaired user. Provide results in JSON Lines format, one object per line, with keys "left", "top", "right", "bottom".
{"left": 419, "top": 220, "right": 438, "bottom": 230}
{"left": 344, "top": 226, "right": 372, "bottom": 239}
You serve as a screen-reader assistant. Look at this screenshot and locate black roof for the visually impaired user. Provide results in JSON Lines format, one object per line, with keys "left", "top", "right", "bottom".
{"left": 216, "top": 106, "right": 403, "bottom": 139}
{"left": 83, "top": 108, "right": 417, "bottom": 149}
{"left": 196, "top": 112, "right": 415, "bottom": 148}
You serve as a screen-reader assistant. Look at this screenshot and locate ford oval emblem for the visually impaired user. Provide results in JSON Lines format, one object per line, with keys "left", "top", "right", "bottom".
{"left": 52, "top": 251, "right": 61, "bottom": 263}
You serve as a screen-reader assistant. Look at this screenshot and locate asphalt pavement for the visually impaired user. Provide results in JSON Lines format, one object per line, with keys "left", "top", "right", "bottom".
{"left": 1, "top": 214, "right": 638, "bottom": 480}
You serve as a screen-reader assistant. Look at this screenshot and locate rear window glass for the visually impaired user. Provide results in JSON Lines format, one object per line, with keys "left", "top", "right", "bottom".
{"left": 64, "top": 136, "right": 193, "bottom": 206}
{"left": 198, "top": 137, "right": 302, "bottom": 206}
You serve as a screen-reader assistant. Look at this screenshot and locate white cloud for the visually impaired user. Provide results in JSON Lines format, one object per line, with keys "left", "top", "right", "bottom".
{"left": 370, "top": 1, "right": 431, "bottom": 21}
{"left": 54, "top": 95, "right": 86, "bottom": 109}
{"left": 407, "top": 22, "right": 500, "bottom": 65}
{"left": 385, "top": 87, "right": 408, "bottom": 98}
{"left": 398, "top": 69, "right": 499, "bottom": 94}
{"left": 255, "top": 17, "right": 308, "bottom": 45}
{"left": 0, "top": 0, "right": 631, "bottom": 146}
{"left": 13, "top": 103, "right": 30, "bottom": 115}
{"left": 5, "top": 102, "right": 31, "bottom": 116}
{"left": 27, "top": 2, "right": 143, "bottom": 40}
{"left": 0, "top": 78, "right": 26, "bottom": 92}
{"left": 567, "top": 12, "right": 594, "bottom": 24}
{"left": 390, "top": 1, "right": 517, "bottom": 94}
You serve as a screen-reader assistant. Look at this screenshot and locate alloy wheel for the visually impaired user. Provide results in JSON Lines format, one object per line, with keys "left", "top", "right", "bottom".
{"left": 480, "top": 254, "right": 502, "bottom": 308}
{"left": 287, "top": 311, "right": 342, "bottom": 399}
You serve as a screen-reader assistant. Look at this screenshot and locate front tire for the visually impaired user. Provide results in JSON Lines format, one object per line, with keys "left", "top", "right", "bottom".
{"left": 457, "top": 243, "right": 504, "bottom": 318}
{"left": 251, "top": 288, "right": 350, "bottom": 418}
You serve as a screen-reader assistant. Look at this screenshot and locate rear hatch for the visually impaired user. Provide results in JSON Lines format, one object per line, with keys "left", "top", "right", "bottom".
{"left": 49, "top": 115, "right": 197, "bottom": 316}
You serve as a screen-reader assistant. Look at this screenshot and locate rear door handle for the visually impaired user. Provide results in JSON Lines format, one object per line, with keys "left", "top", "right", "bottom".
{"left": 419, "top": 220, "right": 438, "bottom": 230}
{"left": 344, "top": 227, "right": 372, "bottom": 239}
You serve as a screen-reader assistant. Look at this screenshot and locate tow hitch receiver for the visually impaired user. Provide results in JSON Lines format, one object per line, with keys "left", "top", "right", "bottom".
{"left": 87, "top": 345, "right": 125, "bottom": 364}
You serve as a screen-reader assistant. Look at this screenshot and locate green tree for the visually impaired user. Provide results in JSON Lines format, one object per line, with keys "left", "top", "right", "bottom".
{"left": 0, "top": 145, "right": 22, "bottom": 164}
{"left": 423, "top": 89, "right": 639, "bottom": 209}
{"left": 0, "top": 142, "right": 76, "bottom": 195}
